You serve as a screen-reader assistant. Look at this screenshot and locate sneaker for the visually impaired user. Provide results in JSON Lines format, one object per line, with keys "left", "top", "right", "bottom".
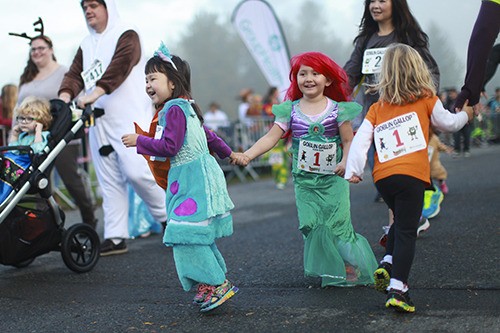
{"left": 193, "top": 284, "right": 215, "bottom": 305}
{"left": 374, "top": 262, "right": 392, "bottom": 293}
{"left": 422, "top": 186, "right": 444, "bottom": 219}
{"left": 452, "top": 152, "right": 460, "bottom": 159}
{"left": 417, "top": 216, "right": 430, "bottom": 237}
{"left": 464, "top": 151, "right": 471, "bottom": 158}
{"left": 200, "top": 280, "right": 239, "bottom": 312}
{"left": 439, "top": 181, "right": 449, "bottom": 195}
{"left": 100, "top": 239, "right": 128, "bottom": 256}
{"left": 385, "top": 289, "right": 416, "bottom": 313}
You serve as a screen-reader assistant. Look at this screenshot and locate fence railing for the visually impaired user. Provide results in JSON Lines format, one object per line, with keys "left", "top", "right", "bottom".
{"left": 213, "top": 116, "right": 276, "bottom": 182}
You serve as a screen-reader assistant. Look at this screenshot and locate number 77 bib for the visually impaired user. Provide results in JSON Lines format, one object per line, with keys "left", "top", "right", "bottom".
{"left": 374, "top": 112, "right": 426, "bottom": 163}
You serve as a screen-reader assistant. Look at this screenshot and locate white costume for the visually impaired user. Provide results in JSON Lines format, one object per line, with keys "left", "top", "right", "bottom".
{"left": 79, "top": 0, "right": 166, "bottom": 239}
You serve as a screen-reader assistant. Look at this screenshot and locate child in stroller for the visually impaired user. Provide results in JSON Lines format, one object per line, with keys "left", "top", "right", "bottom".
{"left": 0, "top": 97, "right": 52, "bottom": 203}
{"left": 0, "top": 98, "right": 100, "bottom": 272}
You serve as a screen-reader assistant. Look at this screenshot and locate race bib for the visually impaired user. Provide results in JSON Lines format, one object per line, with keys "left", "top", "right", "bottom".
{"left": 150, "top": 124, "right": 166, "bottom": 162}
{"left": 374, "top": 112, "right": 426, "bottom": 163}
{"left": 362, "top": 47, "right": 387, "bottom": 74}
{"left": 297, "top": 139, "right": 337, "bottom": 174}
{"left": 81, "top": 59, "right": 104, "bottom": 91}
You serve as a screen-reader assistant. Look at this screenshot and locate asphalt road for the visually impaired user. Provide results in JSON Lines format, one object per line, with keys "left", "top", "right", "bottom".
{"left": 0, "top": 144, "right": 499, "bottom": 333}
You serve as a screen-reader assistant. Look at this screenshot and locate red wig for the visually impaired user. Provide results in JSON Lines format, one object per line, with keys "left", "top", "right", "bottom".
{"left": 285, "top": 52, "right": 350, "bottom": 102}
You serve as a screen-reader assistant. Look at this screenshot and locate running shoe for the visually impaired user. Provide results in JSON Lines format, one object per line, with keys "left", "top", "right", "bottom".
{"left": 193, "top": 284, "right": 215, "bottom": 305}
{"left": 417, "top": 216, "right": 430, "bottom": 237}
{"left": 373, "top": 262, "right": 392, "bottom": 293}
{"left": 385, "top": 289, "right": 416, "bottom": 313}
{"left": 422, "top": 186, "right": 444, "bottom": 219}
{"left": 200, "top": 280, "right": 239, "bottom": 312}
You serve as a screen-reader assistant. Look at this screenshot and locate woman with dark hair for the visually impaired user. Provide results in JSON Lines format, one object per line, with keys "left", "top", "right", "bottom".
{"left": 344, "top": 0, "right": 441, "bottom": 241}
{"left": 16, "top": 34, "right": 97, "bottom": 229}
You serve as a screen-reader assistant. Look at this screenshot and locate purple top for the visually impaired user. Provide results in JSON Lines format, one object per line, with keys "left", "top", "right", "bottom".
{"left": 276, "top": 99, "right": 341, "bottom": 139}
{"left": 136, "top": 105, "right": 232, "bottom": 159}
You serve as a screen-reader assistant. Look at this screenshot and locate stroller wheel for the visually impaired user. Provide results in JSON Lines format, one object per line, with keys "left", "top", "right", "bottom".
{"left": 12, "top": 258, "right": 35, "bottom": 268}
{"left": 61, "top": 224, "right": 100, "bottom": 273}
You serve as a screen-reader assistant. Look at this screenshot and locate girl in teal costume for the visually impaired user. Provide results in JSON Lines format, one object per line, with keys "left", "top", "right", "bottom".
{"left": 122, "top": 44, "right": 242, "bottom": 312}
{"left": 234, "top": 52, "right": 377, "bottom": 287}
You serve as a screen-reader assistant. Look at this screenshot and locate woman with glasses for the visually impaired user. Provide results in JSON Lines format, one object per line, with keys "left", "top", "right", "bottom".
{"left": 16, "top": 35, "right": 97, "bottom": 229}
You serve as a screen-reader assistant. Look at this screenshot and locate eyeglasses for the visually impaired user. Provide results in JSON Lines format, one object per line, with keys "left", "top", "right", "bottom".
{"left": 30, "top": 46, "right": 48, "bottom": 53}
{"left": 16, "top": 116, "right": 37, "bottom": 123}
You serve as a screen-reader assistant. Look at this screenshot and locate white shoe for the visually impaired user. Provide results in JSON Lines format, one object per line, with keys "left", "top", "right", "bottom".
{"left": 417, "top": 217, "right": 430, "bottom": 237}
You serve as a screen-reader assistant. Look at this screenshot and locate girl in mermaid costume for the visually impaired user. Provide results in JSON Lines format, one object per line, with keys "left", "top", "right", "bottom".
{"left": 233, "top": 52, "right": 377, "bottom": 287}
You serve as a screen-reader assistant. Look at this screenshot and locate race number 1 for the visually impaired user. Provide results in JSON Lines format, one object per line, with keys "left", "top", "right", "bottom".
{"left": 374, "top": 112, "right": 427, "bottom": 163}
{"left": 297, "top": 139, "right": 337, "bottom": 174}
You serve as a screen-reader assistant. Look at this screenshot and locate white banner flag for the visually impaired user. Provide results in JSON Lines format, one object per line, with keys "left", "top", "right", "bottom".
{"left": 232, "top": 0, "right": 291, "bottom": 100}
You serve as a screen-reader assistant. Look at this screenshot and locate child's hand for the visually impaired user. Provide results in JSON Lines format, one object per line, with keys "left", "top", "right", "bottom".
{"left": 334, "top": 161, "right": 346, "bottom": 177}
{"left": 122, "top": 133, "right": 139, "bottom": 147}
{"left": 230, "top": 152, "right": 250, "bottom": 166}
{"left": 348, "top": 175, "right": 362, "bottom": 184}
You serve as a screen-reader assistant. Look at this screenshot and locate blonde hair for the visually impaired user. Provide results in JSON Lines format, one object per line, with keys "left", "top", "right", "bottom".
{"left": 1, "top": 84, "right": 18, "bottom": 120}
{"left": 373, "top": 43, "right": 436, "bottom": 105}
{"left": 15, "top": 96, "right": 52, "bottom": 130}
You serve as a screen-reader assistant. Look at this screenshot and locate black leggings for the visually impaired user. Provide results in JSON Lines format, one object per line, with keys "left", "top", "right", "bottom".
{"left": 376, "top": 175, "right": 426, "bottom": 284}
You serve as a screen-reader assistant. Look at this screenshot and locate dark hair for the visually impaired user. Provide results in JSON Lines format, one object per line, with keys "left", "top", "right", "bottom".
{"left": 145, "top": 55, "right": 203, "bottom": 124}
{"left": 19, "top": 35, "right": 57, "bottom": 86}
{"left": 354, "top": 0, "right": 429, "bottom": 49}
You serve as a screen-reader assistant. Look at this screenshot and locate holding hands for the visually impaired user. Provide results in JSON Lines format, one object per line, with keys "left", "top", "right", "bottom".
{"left": 230, "top": 152, "right": 250, "bottom": 166}
{"left": 347, "top": 175, "right": 362, "bottom": 184}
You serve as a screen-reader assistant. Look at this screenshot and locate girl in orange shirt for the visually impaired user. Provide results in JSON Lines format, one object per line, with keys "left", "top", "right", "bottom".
{"left": 345, "top": 43, "right": 473, "bottom": 313}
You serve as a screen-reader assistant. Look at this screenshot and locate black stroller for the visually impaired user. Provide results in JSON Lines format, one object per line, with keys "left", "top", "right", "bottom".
{"left": 0, "top": 100, "right": 99, "bottom": 273}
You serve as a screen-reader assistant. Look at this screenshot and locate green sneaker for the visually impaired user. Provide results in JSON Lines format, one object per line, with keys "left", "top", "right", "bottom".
{"left": 422, "top": 186, "right": 444, "bottom": 219}
{"left": 200, "top": 280, "right": 238, "bottom": 313}
{"left": 385, "top": 289, "right": 416, "bottom": 313}
{"left": 374, "top": 262, "right": 392, "bottom": 293}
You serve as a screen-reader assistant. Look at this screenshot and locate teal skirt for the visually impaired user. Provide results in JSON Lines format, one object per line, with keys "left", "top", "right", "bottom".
{"left": 293, "top": 171, "right": 377, "bottom": 287}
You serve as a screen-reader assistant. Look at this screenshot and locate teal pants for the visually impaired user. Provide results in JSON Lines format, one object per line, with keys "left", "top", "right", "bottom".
{"left": 172, "top": 243, "right": 227, "bottom": 291}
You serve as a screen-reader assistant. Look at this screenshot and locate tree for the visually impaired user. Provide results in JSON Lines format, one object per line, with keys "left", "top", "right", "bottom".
{"left": 427, "top": 22, "right": 464, "bottom": 91}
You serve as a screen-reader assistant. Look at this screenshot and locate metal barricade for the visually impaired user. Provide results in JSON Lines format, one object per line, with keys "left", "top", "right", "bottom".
{"left": 214, "top": 116, "right": 276, "bottom": 182}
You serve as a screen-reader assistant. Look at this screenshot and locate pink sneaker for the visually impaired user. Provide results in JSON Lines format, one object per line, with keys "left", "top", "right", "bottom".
{"left": 193, "top": 284, "right": 215, "bottom": 305}
{"left": 439, "top": 181, "right": 449, "bottom": 195}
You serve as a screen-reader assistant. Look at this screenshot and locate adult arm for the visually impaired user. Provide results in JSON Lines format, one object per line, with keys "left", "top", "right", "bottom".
{"left": 343, "top": 38, "right": 366, "bottom": 94}
{"left": 415, "top": 45, "right": 441, "bottom": 93}
{"left": 58, "top": 48, "right": 84, "bottom": 102}
{"left": 455, "top": 0, "right": 500, "bottom": 109}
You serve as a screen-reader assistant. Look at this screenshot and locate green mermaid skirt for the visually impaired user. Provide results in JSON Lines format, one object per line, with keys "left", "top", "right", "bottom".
{"left": 294, "top": 172, "right": 377, "bottom": 287}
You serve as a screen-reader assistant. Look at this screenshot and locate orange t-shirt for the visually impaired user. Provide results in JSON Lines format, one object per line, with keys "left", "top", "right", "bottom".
{"left": 366, "top": 96, "right": 438, "bottom": 185}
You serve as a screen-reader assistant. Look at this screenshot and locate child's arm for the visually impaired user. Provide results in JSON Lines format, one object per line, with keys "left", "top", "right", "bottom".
{"left": 9, "top": 124, "right": 21, "bottom": 143}
{"left": 432, "top": 99, "right": 473, "bottom": 132}
{"left": 123, "top": 106, "right": 186, "bottom": 157}
{"left": 244, "top": 124, "right": 284, "bottom": 162}
{"left": 344, "top": 119, "right": 374, "bottom": 183}
{"left": 335, "top": 121, "right": 354, "bottom": 177}
{"left": 33, "top": 122, "right": 44, "bottom": 143}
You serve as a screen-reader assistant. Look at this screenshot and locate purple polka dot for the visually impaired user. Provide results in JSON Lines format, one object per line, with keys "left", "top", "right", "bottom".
{"left": 170, "top": 181, "right": 179, "bottom": 195}
{"left": 174, "top": 198, "right": 198, "bottom": 216}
